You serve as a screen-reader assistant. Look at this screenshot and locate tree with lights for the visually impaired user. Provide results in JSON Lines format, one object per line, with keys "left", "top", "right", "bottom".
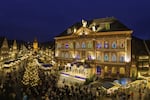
{"left": 22, "top": 59, "right": 40, "bottom": 87}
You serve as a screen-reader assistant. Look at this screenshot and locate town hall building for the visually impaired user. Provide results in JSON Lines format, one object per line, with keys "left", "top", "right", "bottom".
{"left": 55, "top": 17, "right": 133, "bottom": 79}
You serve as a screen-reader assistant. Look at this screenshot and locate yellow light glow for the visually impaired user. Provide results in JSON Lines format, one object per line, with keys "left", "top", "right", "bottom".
{"left": 55, "top": 52, "right": 59, "bottom": 57}
{"left": 125, "top": 54, "right": 130, "bottom": 62}
{"left": 85, "top": 32, "right": 88, "bottom": 35}
{"left": 125, "top": 57, "right": 130, "bottom": 62}
{"left": 72, "top": 54, "right": 75, "bottom": 58}
{"left": 91, "top": 55, "right": 95, "bottom": 59}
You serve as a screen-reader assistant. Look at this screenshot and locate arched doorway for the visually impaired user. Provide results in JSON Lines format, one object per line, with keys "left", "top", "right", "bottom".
{"left": 112, "top": 67, "right": 117, "bottom": 74}
{"left": 130, "top": 64, "right": 137, "bottom": 78}
{"left": 104, "top": 66, "right": 108, "bottom": 73}
{"left": 119, "top": 67, "right": 125, "bottom": 75}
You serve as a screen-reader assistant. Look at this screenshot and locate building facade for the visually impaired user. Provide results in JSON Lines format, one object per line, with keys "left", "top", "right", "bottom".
{"left": 55, "top": 17, "right": 133, "bottom": 78}
{"left": 131, "top": 37, "right": 150, "bottom": 78}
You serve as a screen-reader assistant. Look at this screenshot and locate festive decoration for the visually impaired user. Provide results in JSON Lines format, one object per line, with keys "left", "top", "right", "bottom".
{"left": 22, "top": 59, "right": 40, "bottom": 87}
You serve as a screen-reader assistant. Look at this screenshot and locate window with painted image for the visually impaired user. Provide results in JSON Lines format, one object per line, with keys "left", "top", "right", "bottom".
{"left": 65, "top": 52, "right": 69, "bottom": 58}
{"left": 112, "top": 41, "right": 117, "bottom": 49}
{"left": 112, "top": 53, "right": 117, "bottom": 62}
{"left": 120, "top": 55, "right": 125, "bottom": 62}
{"left": 88, "top": 55, "right": 92, "bottom": 60}
{"left": 75, "top": 42, "right": 80, "bottom": 48}
{"left": 96, "top": 42, "right": 102, "bottom": 49}
{"left": 104, "top": 53, "right": 109, "bottom": 62}
{"left": 97, "top": 55, "right": 101, "bottom": 61}
{"left": 65, "top": 43, "right": 69, "bottom": 49}
{"left": 76, "top": 54, "right": 80, "bottom": 59}
{"left": 87, "top": 41, "right": 93, "bottom": 48}
{"left": 82, "top": 42, "right": 86, "bottom": 48}
{"left": 104, "top": 41, "right": 109, "bottom": 48}
{"left": 120, "top": 40, "right": 125, "bottom": 48}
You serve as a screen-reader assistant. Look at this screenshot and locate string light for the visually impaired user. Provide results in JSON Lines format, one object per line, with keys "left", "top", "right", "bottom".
{"left": 22, "top": 59, "right": 40, "bottom": 87}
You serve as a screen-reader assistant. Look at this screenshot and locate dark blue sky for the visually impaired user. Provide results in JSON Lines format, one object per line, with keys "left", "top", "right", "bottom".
{"left": 0, "top": 0, "right": 150, "bottom": 42}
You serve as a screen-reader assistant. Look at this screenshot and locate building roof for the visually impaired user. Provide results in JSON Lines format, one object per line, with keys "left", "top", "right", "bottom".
{"left": 102, "top": 82, "right": 114, "bottom": 89}
{"left": 132, "top": 36, "right": 149, "bottom": 56}
{"left": 40, "top": 40, "right": 55, "bottom": 50}
{"left": 56, "top": 17, "right": 131, "bottom": 37}
{"left": 0, "top": 36, "right": 28, "bottom": 50}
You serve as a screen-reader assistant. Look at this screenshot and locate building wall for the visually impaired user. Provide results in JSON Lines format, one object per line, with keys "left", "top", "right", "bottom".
{"left": 55, "top": 17, "right": 133, "bottom": 79}
{"left": 55, "top": 31, "right": 132, "bottom": 79}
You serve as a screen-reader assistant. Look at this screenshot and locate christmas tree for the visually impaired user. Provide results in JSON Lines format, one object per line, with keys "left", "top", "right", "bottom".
{"left": 22, "top": 59, "right": 40, "bottom": 87}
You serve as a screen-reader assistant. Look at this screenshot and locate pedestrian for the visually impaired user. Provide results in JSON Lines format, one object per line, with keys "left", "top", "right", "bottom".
{"left": 22, "top": 92, "right": 28, "bottom": 100}
{"left": 45, "top": 94, "right": 49, "bottom": 100}
{"left": 139, "top": 92, "right": 142, "bottom": 100}
{"left": 131, "top": 92, "right": 134, "bottom": 100}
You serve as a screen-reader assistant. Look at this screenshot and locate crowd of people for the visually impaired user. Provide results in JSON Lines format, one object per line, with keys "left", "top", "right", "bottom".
{"left": 1, "top": 59, "right": 150, "bottom": 100}
{"left": 0, "top": 69, "right": 98, "bottom": 100}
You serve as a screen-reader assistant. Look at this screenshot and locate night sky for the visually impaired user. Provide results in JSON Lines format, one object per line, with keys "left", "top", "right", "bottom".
{"left": 0, "top": 0, "right": 150, "bottom": 42}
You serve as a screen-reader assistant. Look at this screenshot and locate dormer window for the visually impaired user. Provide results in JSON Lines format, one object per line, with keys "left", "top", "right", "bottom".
{"left": 105, "top": 23, "right": 110, "bottom": 30}
{"left": 73, "top": 28, "right": 77, "bottom": 33}
{"left": 92, "top": 23, "right": 96, "bottom": 32}
{"left": 67, "top": 28, "right": 72, "bottom": 34}
{"left": 82, "top": 42, "right": 86, "bottom": 48}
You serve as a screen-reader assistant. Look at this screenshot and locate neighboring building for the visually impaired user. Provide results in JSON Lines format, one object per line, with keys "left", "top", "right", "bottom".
{"left": 33, "top": 38, "right": 38, "bottom": 52}
{"left": 0, "top": 37, "right": 10, "bottom": 61}
{"left": 39, "top": 41, "right": 55, "bottom": 64}
{"left": 55, "top": 17, "right": 133, "bottom": 79}
{"left": 131, "top": 37, "right": 150, "bottom": 77}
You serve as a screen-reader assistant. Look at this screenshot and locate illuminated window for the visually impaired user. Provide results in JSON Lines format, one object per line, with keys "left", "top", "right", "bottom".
{"left": 70, "top": 53, "right": 72, "bottom": 58}
{"left": 112, "top": 54, "right": 116, "bottom": 62}
{"left": 65, "top": 52, "right": 69, "bottom": 58}
{"left": 112, "top": 67, "right": 117, "bottom": 74}
{"left": 65, "top": 43, "right": 69, "bottom": 49}
{"left": 76, "top": 54, "right": 80, "bottom": 59}
{"left": 88, "top": 55, "right": 92, "bottom": 60}
{"left": 97, "top": 55, "right": 101, "bottom": 60}
{"left": 105, "top": 23, "right": 110, "bottom": 30}
{"left": 112, "top": 41, "right": 117, "bottom": 48}
{"left": 120, "top": 55, "right": 125, "bottom": 62}
{"left": 82, "top": 42, "right": 86, "bottom": 48}
{"left": 120, "top": 67, "right": 125, "bottom": 74}
{"left": 104, "top": 66, "right": 108, "bottom": 73}
{"left": 61, "top": 52, "right": 64, "bottom": 58}
{"left": 70, "top": 43, "right": 73, "bottom": 49}
{"left": 104, "top": 53, "right": 109, "bottom": 62}
{"left": 57, "top": 43, "right": 61, "bottom": 49}
{"left": 96, "top": 43, "right": 102, "bottom": 49}
{"left": 88, "top": 41, "right": 93, "bottom": 48}
{"left": 76, "top": 42, "right": 80, "bottom": 48}
{"left": 104, "top": 41, "right": 109, "bottom": 48}
{"left": 143, "top": 62, "right": 149, "bottom": 67}
{"left": 120, "top": 41, "right": 125, "bottom": 48}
